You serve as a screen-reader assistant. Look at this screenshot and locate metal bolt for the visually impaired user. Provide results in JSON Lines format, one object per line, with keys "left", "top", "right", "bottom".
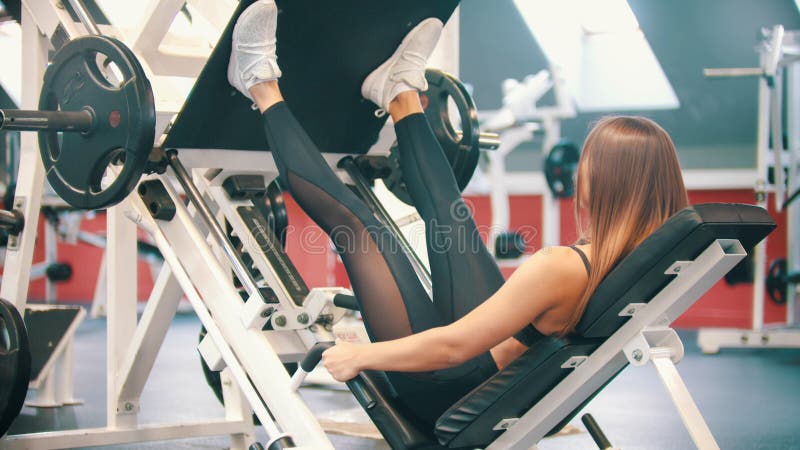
{"left": 124, "top": 402, "right": 134, "bottom": 412}
{"left": 297, "top": 313, "right": 309, "bottom": 325}
{"left": 274, "top": 315, "right": 287, "bottom": 327}
{"left": 627, "top": 308, "right": 636, "bottom": 315}
{"left": 261, "top": 307, "right": 275, "bottom": 318}
{"left": 55, "top": 1, "right": 65, "bottom": 8}
{"left": 741, "top": 334, "right": 749, "bottom": 343}
{"left": 761, "top": 335, "right": 769, "bottom": 344}
{"left": 632, "top": 349, "right": 643, "bottom": 362}
{"left": 673, "top": 266, "right": 681, "bottom": 273}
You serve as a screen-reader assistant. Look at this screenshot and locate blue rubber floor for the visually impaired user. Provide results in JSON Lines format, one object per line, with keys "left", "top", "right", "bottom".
{"left": 6, "top": 313, "right": 800, "bottom": 449}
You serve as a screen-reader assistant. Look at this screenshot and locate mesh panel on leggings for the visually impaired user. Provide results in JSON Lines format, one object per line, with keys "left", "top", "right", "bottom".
{"left": 283, "top": 172, "right": 415, "bottom": 342}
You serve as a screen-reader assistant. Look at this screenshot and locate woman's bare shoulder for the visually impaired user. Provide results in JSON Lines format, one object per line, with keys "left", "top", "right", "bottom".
{"left": 508, "top": 246, "right": 589, "bottom": 293}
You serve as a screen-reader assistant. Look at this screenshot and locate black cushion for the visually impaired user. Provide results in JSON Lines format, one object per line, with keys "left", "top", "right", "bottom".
{"left": 434, "top": 337, "right": 601, "bottom": 448}
{"left": 576, "top": 203, "right": 774, "bottom": 337}
{"left": 433, "top": 203, "right": 774, "bottom": 447}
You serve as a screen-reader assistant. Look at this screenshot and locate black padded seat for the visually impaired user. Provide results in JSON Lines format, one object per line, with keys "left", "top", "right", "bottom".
{"left": 347, "top": 204, "right": 774, "bottom": 449}
{"left": 434, "top": 337, "right": 602, "bottom": 448}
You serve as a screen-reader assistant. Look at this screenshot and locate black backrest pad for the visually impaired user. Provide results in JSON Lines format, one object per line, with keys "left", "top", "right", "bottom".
{"left": 163, "top": 0, "right": 459, "bottom": 153}
{"left": 576, "top": 203, "right": 774, "bottom": 337}
{"left": 434, "top": 204, "right": 774, "bottom": 447}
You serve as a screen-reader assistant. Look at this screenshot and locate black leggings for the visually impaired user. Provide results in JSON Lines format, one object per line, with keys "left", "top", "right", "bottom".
{"left": 262, "top": 102, "right": 504, "bottom": 423}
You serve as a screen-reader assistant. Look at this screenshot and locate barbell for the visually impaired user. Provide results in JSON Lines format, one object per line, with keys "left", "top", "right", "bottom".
{"left": 0, "top": 34, "right": 156, "bottom": 210}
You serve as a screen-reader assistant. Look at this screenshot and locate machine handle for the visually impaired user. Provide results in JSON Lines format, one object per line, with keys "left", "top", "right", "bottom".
{"left": 289, "top": 341, "right": 334, "bottom": 391}
{"left": 582, "top": 414, "right": 614, "bottom": 450}
{"left": 333, "top": 293, "right": 359, "bottom": 311}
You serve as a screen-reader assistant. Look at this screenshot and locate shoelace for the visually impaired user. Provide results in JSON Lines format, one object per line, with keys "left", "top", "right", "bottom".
{"left": 239, "top": 41, "right": 278, "bottom": 76}
{"left": 389, "top": 51, "right": 428, "bottom": 83}
{"left": 372, "top": 51, "right": 429, "bottom": 118}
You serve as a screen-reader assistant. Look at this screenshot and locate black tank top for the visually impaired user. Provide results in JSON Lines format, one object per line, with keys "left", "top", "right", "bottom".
{"left": 568, "top": 245, "right": 591, "bottom": 275}
{"left": 512, "top": 245, "right": 590, "bottom": 346}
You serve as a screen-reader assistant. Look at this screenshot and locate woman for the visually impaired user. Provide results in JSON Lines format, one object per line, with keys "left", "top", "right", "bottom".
{"left": 228, "top": 0, "right": 688, "bottom": 424}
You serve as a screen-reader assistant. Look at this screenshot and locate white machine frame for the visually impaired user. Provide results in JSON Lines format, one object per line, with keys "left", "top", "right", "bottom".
{"left": 698, "top": 26, "right": 800, "bottom": 353}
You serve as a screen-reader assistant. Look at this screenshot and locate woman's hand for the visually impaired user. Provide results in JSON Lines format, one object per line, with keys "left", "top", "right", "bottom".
{"left": 321, "top": 341, "right": 367, "bottom": 382}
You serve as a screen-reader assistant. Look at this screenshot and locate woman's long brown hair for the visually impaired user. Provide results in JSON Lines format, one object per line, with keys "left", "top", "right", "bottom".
{"left": 563, "top": 116, "right": 688, "bottom": 334}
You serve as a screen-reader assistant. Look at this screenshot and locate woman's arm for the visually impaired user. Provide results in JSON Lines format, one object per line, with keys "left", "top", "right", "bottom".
{"left": 322, "top": 246, "right": 587, "bottom": 381}
{"left": 490, "top": 337, "right": 530, "bottom": 370}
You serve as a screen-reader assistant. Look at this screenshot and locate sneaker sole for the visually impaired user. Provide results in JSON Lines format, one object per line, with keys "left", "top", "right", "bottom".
{"left": 361, "top": 17, "right": 444, "bottom": 108}
{"left": 228, "top": 0, "right": 278, "bottom": 99}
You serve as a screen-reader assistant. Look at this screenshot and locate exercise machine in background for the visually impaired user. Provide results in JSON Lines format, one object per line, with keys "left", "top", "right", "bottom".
{"left": 481, "top": 65, "right": 577, "bottom": 262}
{"left": 699, "top": 25, "right": 800, "bottom": 352}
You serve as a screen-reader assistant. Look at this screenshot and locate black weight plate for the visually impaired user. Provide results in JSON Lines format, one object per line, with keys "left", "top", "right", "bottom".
{"left": 266, "top": 180, "right": 289, "bottom": 247}
{"left": 38, "top": 35, "right": 155, "bottom": 210}
{"left": 422, "top": 69, "right": 480, "bottom": 192}
{"left": 198, "top": 326, "right": 296, "bottom": 424}
{"left": 45, "top": 262, "right": 73, "bottom": 283}
{"left": 386, "top": 70, "right": 481, "bottom": 206}
{"left": 545, "top": 140, "right": 580, "bottom": 198}
{"left": 766, "top": 258, "right": 787, "bottom": 305}
{"left": 495, "top": 231, "right": 526, "bottom": 260}
{"left": 0, "top": 298, "right": 31, "bottom": 437}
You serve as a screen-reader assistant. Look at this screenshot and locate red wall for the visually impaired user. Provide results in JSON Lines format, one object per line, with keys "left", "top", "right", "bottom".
{"left": 6, "top": 189, "right": 789, "bottom": 329}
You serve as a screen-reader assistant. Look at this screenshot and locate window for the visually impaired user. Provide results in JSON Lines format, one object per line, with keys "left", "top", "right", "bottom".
{"left": 512, "top": 0, "right": 679, "bottom": 111}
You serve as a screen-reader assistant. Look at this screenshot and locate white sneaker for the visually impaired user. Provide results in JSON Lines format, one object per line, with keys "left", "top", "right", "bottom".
{"left": 362, "top": 18, "right": 444, "bottom": 113}
{"left": 228, "top": 0, "right": 282, "bottom": 102}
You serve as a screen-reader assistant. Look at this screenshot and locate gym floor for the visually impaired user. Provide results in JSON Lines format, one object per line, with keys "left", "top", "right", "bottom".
{"left": 7, "top": 313, "right": 799, "bottom": 450}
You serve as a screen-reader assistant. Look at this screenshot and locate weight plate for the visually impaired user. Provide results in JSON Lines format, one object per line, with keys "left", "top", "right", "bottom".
{"left": 38, "top": 35, "right": 155, "bottom": 210}
{"left": 545, "top": 140, "right": 580, "bottom": 199}
{"left": 198, "top": 326, "right": 296, "bottom": 424}
{"left": 386, "top": 69, "right": 481, "bottom": 206}
{"left": 422, "top": 69, "right": 480, "bottom": 192}
{"left": 266, "top": 180, "right": 289, "bottom": 248}
{"left": 766, "top": 258, "right": 787, "bottom": 305}
{"left": 0, "top": 298, "right": 31, "bottom": 437}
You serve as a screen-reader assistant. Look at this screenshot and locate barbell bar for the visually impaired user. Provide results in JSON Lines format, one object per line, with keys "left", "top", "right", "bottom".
{"left": 0, "top": 108, "right": 94, "bottom": 133}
